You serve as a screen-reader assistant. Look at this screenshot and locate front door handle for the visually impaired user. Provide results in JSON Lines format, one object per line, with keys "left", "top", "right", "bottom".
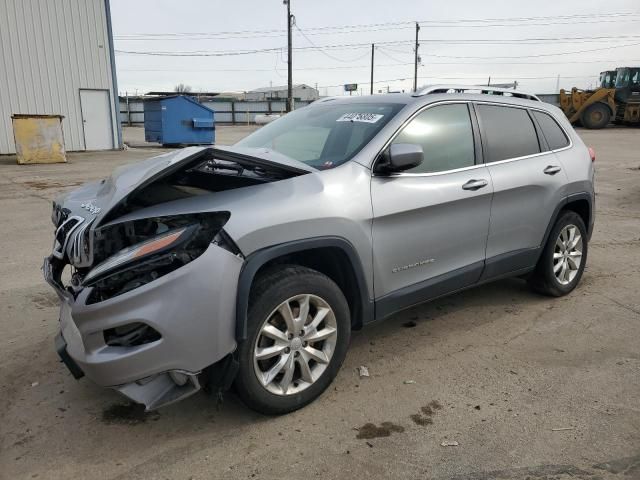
{"left": 544, "top": 165, "right": 562, "bottom": 175}
{"left": 462, "top": 179, "right": 488, "bottom": 191}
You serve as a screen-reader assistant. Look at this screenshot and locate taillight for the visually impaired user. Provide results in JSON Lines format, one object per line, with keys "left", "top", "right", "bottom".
{"left": 588, "top": 147, "right": 596, "bottom": 162}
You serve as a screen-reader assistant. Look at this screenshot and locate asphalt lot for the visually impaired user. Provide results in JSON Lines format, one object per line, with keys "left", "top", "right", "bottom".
{"left": 0, "top": 127, "right": 638, "bottom": 480}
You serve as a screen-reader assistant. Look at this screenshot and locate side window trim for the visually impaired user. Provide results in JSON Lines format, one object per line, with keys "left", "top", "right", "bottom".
{"left": 468, "top": 103, "right": 484, "bottom": 165}
{"left": 471, "top": 102, "right": 490, "bottom": 165}
{"left": 529, "top": 109, "right": 571, "bottom": 152}
{"left": 373, "top": 100, "right": 483, "bottom": 176}
{"left": 527, "top": 109, "right": 549, "bottom": 152}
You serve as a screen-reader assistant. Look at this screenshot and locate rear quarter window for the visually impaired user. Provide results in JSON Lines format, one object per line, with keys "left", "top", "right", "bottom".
{"left": 477, "top": 104, "right": 541, "bottom": 162}
{"left": 531, "top": 110, "right": 570, "bottom": 150}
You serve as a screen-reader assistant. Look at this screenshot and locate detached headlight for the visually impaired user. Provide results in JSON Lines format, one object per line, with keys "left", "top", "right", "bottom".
{"left": 84, "top": 212, "right": 232, "bottom": 304}
{"left": 83, "top": 227, "right": 189, "bottom": 285}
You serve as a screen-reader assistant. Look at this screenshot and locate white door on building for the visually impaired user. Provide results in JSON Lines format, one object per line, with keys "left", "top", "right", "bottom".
{"left": 79, "top": 89, "right": 113, "bottom": 150}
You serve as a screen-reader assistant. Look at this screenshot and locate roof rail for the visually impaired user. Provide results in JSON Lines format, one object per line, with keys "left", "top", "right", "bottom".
{"left": 413, "top": 84, "right": 540, "bottom": 101}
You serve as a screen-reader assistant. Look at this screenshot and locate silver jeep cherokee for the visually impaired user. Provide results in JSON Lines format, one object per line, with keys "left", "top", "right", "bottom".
{"left": 44, "top": 86, "right": 595, "bottom": 414}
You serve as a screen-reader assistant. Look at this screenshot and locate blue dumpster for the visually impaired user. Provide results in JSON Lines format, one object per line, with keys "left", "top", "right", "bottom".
{"left": 144, "top": 95, "right": 215, "bottom": 146}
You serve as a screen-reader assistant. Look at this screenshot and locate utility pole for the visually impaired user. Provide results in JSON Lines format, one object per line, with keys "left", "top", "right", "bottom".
{"left": 370, "top": 43, "right": 375, "bottom": 95}
{"left": 285, "top": 0, "right": 293, "bottom": 112}
{"left": 413, "top": 22, "right": 420, "bottom": 92}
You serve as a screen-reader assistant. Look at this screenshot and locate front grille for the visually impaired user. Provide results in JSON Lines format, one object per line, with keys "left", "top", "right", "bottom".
{"left": 51, "top": 215, "right": 94, "bottom": 267}
{"left": 52, "top": 216, "right": 84, "bottom": 260}
{"left": 68, "top": 219, "right": 94, "bottom": 267}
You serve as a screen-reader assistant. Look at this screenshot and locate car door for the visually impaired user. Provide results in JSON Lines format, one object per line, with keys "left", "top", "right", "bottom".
{"left": 371, "top": 102, "right": 493, "bottom": 318}
{"left": 475, "top": 103, "right": 569, "bottom": 278}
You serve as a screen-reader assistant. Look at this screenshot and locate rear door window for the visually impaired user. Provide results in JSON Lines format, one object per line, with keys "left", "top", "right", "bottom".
{"left": 391, "top": 103, "right": 475, "bottom": 174}
{"left": 531, "top": 110, "right": 569, "bottom": 151}
{"left": 477, "top": 104, "right": 541, "bottom": 162}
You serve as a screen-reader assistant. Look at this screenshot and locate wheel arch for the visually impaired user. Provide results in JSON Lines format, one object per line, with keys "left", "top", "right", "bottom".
{"left": 562, "top": 197, "right": 591, "bottom": 235}
{"left": 539, "top": 192, "right": 593, "bottom": 256}
{"left": 235, "top": 237, "right": 373, "bottom": 341}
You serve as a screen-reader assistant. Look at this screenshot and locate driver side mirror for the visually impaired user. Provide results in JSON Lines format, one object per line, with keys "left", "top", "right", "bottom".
{"left": 376, "top": 143, "right": 423, "bottom": 174}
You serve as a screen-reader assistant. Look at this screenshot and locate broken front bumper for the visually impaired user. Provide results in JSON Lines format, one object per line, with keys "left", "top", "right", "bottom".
{"left": 45, "top": 244, "right": 243, "bottom": 409}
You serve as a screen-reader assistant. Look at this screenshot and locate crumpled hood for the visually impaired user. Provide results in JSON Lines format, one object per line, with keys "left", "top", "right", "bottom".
{"left": 55, "top": 147, "right": 203, "bottom": 224}
{"left": 53, "top": 146, "right": 315, "bottom": 228}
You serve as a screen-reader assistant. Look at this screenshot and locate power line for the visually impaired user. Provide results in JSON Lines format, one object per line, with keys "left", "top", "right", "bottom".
{"left": 425, "top": 42, "right": 640, "bottom": 59}
{"left": 412, "top": 12, "right": 640, "bottom": 23}
{"left": 118, "top": 58, "right": 640, "bottom": 71}
{"left": 114, "top": 19, "right": 640, "bottom": 41}
{"left": 376, "top": 47, "right": 410, "bottom": 64}
{"left": 114, "top": 11, "right": 640, "bottom": 40}
{"left": 316, "top": 74, "right": 601, "bottom": 89}
{"left": 116, "top": 33, "right": 640, "bottom": 45}
{"left": 115, "top": 40, "right": 640, "bottom": 58}
{"left": 294, "top": 24, "right": 370, "bottom": 63}
{"left": 114, "top": 40, "right": 411, "bottom": 57}
{"left": 115, "top": 47, "right": 283, "bottom": 57}
{"left": 419, "top": 35, "right": 640, "bottom": 44}
{"left": 425, "top": 59, "right": 640, "bottom": 65}
{"left": 119, "top": 62, "right": 415, "bottom": 72}
{"left": 116, "top": 18, "right": 640, "bottom": 41}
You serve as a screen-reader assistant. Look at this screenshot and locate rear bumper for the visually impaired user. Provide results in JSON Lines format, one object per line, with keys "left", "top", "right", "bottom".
{"left": 49, "top": 244, "right": 243, "bottom": 407}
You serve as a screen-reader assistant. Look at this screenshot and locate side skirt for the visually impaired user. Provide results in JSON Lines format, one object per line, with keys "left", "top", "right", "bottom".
{"left": 373, "top": 248, "right": 541, "bottom": 322}
{"left": 480, "top": 247, "right": 540, "bottom": 281}
{"left": 374, "top": 261, "right": 484, "bottom": 321}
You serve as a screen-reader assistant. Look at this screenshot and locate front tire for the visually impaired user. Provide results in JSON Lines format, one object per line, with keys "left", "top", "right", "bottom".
{"left": 234, "top": 266, "right": 351, "bottom": 415}
{"left": 528, "top": 211, "right": 588, "bottom": 297}
{"left": 581, "top": 102, "right": 610, "bottom": 129}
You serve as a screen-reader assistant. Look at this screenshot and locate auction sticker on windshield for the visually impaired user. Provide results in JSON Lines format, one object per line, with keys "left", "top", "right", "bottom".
{"left": 336, "top": 113, "right": 384, "bottom": 123}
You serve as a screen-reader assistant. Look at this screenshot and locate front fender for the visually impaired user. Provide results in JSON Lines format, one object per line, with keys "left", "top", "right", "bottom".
{"left": 235, "top": 236, "right": 373, "bottom": 341}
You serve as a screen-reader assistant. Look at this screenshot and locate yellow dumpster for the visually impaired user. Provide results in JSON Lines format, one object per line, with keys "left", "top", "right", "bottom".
{"left": 11, "top": 114, "right": 66, "bottom": 164}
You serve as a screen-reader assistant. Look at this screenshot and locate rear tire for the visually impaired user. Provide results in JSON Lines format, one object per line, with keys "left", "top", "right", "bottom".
{"left": 234, "top": 265, "right": 350, "bottom": 415}
{"left": 528, "top": 211, "right": 588, "bottom": 297}
{"left": 581, "top": 103, "right": 611, "bottom": 129}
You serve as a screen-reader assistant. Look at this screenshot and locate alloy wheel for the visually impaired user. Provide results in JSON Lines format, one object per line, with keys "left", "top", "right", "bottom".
{"left": 553, "top": 224, "right": 583, "bottom": 285}
{"left": 253, "top": 294, "right": 338, "bottom": 395}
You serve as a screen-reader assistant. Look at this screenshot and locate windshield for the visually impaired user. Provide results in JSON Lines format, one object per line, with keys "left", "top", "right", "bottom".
{"left": 235, "top": 102, "right": 405, "bottom": 169}
{"left": 615, "top": 68, "right": 630, "bottom": 88}
{"left": 600, "top": 71, "right": 615, "bottom": 88}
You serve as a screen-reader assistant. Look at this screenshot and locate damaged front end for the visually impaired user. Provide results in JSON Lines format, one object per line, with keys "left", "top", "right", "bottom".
{"left": 44, "top": 146, "right": 309, "bottom": 409}
{"left": 47, "top": 211, "right": 231, "bottom": 303}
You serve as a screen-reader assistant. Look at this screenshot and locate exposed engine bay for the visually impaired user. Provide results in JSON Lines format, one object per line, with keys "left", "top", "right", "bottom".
{"left": 103, "top": 147, "right": 301, "bottom": 222}
{"left": 47, "top": 147, "right": 307, "bottom": 305}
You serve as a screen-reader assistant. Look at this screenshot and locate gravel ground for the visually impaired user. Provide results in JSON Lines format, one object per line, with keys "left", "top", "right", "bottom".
{"left": 0, "top": 127, "right": 638, "bottom": 480}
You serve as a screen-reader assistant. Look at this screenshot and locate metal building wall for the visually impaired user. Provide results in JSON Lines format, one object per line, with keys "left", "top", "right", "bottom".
{"left": 0, "top": 0, "right": 120, "bottom": 154}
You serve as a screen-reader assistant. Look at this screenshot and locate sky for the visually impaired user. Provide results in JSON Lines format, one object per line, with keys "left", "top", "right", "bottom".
{"left": 110, "top": 0, "right": 640, "bottom": 97}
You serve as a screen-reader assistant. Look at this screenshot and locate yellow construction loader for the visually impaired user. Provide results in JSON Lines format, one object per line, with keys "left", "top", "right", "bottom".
{"left": 559, "top": 67, "right": 640, "bottom": 129}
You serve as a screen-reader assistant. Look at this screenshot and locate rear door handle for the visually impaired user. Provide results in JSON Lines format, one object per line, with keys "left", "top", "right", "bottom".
{"left": 462, "top": 179, "right": 488, "bottom": 191}
{"left": 544, "top": 165, "right": 562, "bottom": 175}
